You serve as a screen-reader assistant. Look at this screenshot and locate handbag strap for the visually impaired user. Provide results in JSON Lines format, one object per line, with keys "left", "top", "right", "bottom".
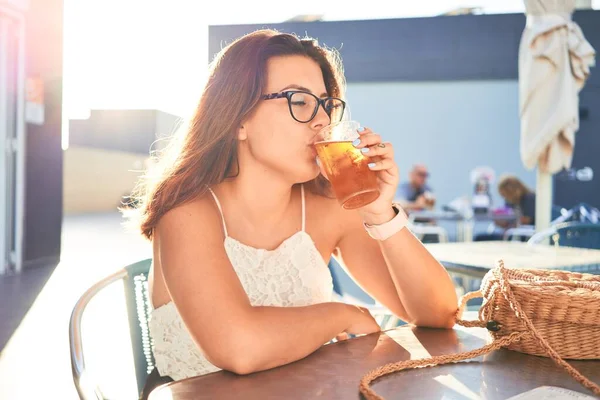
{"left": 359, "top": 289, "right": 525, "bottom": 400}
{"left": 359, "top": 331, "right": 524, "bottom": 400}
{"left": 358, "top": 261, "right": 600, "bottom": 399}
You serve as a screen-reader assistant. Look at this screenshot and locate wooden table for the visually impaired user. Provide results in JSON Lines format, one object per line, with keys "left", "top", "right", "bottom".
{"left": 148, "top": 325, "right": 600, "bottom": 400}
{"left": 426, "top": 241, "right": 600, "bottom": 279}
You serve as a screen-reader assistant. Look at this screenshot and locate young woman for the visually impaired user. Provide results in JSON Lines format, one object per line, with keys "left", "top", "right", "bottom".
{"left": 133, "top": 29, "right": 458, "bottom": 396}
{"left": 498, "top": 175, "right": 536, "bottom": 226}
{"left": 475, "top": 175, "right": 537, "bottom": 241}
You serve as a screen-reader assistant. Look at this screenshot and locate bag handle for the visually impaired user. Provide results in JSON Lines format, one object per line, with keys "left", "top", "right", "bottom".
{"left": 358, "top": 261, "right": 600, "bottom": 400}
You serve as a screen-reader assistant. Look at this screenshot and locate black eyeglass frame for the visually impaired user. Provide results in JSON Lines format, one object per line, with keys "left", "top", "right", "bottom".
{"left": 260, "top": 90, "right": 346, "bottom": 123}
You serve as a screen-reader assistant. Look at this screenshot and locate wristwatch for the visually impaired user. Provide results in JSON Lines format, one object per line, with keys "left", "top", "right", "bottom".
{"left": 363, "top": 204, "right": 409, "bottom": 241}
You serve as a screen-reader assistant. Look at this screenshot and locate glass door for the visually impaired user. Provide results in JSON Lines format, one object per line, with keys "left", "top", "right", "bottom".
{"left": 0, "top": 6, "right": 25, "bottom": 275}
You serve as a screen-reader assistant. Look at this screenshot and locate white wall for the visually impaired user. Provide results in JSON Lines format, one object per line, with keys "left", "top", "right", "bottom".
{"left": 63, "top": 146, "right": 148, "bottom": 214}
{"left": 345, "top": 80, "right": 536, "bottom": 208}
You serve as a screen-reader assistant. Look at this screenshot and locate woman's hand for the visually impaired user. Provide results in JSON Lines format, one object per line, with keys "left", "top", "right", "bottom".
{"left": 342, "top": 305, "right": 381, "bottom": 336}
{"left": 352, "top": 127, "right": 400, "bottom": 224}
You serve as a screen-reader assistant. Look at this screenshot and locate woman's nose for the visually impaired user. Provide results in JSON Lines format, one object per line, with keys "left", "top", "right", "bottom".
{"left": 310, "top": 103, "right": 330, "bottom": 131}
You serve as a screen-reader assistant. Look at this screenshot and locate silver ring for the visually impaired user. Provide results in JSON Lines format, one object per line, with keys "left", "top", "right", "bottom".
{"left": 378, "top": 143, "right": 386, "bottom": 148}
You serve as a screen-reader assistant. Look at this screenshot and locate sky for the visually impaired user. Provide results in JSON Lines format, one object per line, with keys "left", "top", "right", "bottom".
{"left": 62, "top": 0, "right": 599, "bottom": 120}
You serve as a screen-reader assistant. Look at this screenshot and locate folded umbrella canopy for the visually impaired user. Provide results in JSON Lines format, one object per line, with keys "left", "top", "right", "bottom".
{"left": 518, "top": 0, "right": 595, "bottom": 230}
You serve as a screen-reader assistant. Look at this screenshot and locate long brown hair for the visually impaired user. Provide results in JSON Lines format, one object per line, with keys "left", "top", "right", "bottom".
{"left": 129, "top": 29, "right": 346, "bottom": 239}
{"left": 497, "top": 175, "right": 532, "bottom": 204}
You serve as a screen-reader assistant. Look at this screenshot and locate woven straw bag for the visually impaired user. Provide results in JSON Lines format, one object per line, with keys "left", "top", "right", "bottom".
{"left": 359, "top": 260, "right": 600, "bottom": 399}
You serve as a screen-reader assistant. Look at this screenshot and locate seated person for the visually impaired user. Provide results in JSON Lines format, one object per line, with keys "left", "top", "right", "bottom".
{"left": 395, "top": 164, "right": 435, "bottom": 212}
{"left": 498, "top": 175, "right": 536, "bottom": 226}
{"left": 475, "top": 175, "right": 536, "bottom": 241}
{"left": 471, "top": 178, "right": 492, "bottom": 214}
{"left": 396, "top": 164, "right": 440, "bottom": 242}
{"left": 133, "top": 30, "right": 458, "bottom": 399}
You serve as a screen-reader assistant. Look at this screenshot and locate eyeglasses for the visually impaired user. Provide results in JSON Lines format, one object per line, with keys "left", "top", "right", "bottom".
{"left": 261, "top": 90, "right": 346, "bottom": 124}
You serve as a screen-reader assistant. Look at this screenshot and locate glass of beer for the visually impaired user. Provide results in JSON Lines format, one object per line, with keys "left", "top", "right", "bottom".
{"left": 314, "top": 121, "right": 380, "bottom": 209}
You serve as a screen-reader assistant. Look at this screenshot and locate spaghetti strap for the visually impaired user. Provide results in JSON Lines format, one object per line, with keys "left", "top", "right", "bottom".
{"left": 207, "top": 187, "right": 228, "bottom": 237}
{"left": 301, "top": 184, "right": 306, "bottom": 232}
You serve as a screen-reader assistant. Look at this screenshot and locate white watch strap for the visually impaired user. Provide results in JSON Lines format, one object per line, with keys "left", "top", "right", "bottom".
{"left": 364, "top": 205, "right": 408, "bottom": 241}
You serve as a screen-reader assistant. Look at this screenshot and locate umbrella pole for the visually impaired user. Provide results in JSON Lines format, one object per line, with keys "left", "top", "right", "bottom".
{"left": 535, "top": 169, "right": 553, "bottom": 240}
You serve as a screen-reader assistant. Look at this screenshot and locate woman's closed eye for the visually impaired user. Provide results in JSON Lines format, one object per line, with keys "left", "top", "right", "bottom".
{"left": 326, "top": 102, "right": 342, "bottom": 111}
{"left": 290, "top": 92, "right": 310, "bottom": 107}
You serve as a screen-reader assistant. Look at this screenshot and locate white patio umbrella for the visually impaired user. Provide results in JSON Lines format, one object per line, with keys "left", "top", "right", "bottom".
{"left": 518, "top": 0, "right": 595, "bottom": 231}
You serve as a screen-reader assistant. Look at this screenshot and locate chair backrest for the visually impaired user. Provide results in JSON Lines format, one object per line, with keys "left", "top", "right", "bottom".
{"left": 123, "top": 258, "right": 155, "bottom": 397}
{"left": 327, "top": 258, "right": 376, "bottom": 305}
{"left": 409, "top": 224, "right": 449, "bottom": 243}
{"left": 70, "top": 258, "right": 154, "bottom": 399}
{"left": 503, "top": 225, "right": 535, "bottom": 241}
{"left": 528, "top": 222, "right": 600, "bottom": 249}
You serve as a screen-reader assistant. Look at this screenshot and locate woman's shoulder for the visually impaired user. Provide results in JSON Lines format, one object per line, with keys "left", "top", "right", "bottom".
{"left": 155, "top": 191, "right": 223, "bottom": 237}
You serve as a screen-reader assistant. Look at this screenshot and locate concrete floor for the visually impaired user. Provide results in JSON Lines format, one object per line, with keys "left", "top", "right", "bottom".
{"left": 0, "top": 212, "right": 151, "bottom": 400}
{"left": 0, "top": 261, "right": 57, "bottom": 351}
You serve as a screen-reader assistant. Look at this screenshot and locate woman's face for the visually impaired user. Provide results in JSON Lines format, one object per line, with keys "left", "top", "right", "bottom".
{"left": 239, "top": 55, "right": 332, "bottom": 183}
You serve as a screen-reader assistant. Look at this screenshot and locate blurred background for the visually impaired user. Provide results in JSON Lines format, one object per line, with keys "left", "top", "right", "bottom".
{"left": 1, "top": 0, "right": 599, "bottom": 398}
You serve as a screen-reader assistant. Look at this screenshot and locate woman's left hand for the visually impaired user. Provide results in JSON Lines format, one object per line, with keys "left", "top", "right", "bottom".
{"left": 352, "top": 127, "right": 400, "bottom": 224}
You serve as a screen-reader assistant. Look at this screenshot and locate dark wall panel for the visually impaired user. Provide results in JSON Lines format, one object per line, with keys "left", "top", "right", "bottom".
{"left": 23, "top": 0, "right": 64, "bottom": 267}
{"left": 209, "top": 10, "right": 600, "bottom": 85}
{"left": 24, "top": 79, "right": 63, "bottom": 265}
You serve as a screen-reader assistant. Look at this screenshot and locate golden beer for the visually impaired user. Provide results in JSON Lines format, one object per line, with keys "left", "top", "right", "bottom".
{"left": 314, "top": 140, "right": 380, "bottom": 209}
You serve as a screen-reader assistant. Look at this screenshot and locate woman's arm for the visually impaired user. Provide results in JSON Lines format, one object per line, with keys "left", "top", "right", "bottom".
{"left": 335, "top": 210, "right": 458, "bottom": 329}
{"left": 156, "top": 199, "right": 379, "bottom": 375}
{"left": 332, "top": 127, "right": 457, "bottom": 329}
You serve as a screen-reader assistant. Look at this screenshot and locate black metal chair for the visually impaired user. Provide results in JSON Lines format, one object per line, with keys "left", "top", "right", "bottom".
{"left": 69, "top": 259, "right": 154, "bottom": 399}
{"left": 528, "top": 222, "right": 600, "bottom": 250}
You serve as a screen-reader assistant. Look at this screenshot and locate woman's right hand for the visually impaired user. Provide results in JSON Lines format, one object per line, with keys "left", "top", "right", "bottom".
{"left": 343, "top": 305, "right": 381, "bottom": 336}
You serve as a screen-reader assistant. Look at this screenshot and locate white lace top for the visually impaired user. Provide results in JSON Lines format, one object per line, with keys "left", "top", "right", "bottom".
{"left": 149, "top": 185, "right": 334, "bottom": 381}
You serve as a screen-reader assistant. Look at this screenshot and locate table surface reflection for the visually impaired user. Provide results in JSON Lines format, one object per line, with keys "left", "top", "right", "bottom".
{"left": 149, "top": 324, "right": 600, "bottom": 400}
